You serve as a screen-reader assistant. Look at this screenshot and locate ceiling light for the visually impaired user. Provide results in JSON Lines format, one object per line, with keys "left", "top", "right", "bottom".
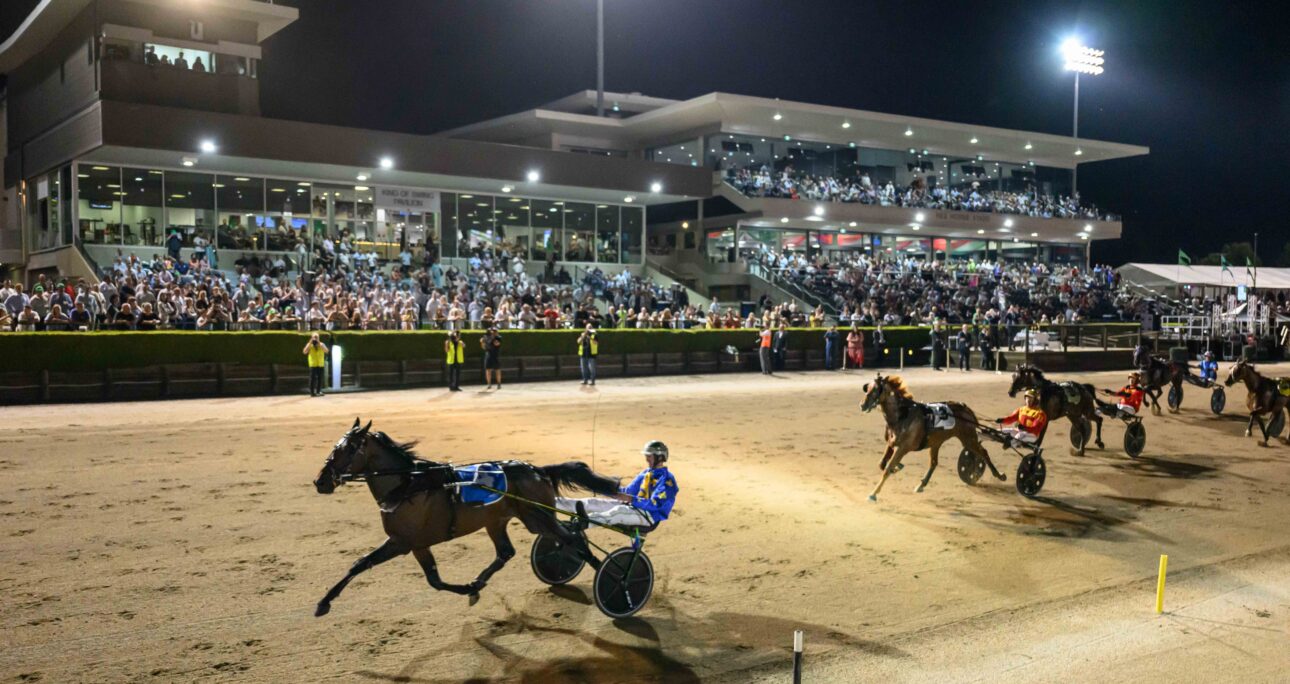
{"left": 908, "top": 148, "right": 916, "bottom": 154}
{"left": 977, "top": 229, "right": 985, "bottom": 234}
{"left": 77, "top": 173, "right": 89, "bottom": 178}
{"left": 379, "top": 157, "right": 394, "bottom": 169}
{"left": 91, "top": 166, "right": 109, "bottom": 171}
{"left": 915, "top": 212, "right": 925, "bottom": 222}
{"left": 271, "top": 188, "right": 285, "bottom": 193}
{"left": 182, "top": 159, "right": 195, "bottom": 167}
{"left": 1074, "top": 148, "right": 1084, "bottom": 156}
{"left": 527, "top": 170, "right": 540, "bottom": 182}
{"left": 354, "top": 186, "right": 369, "bottom": 191}
{"left": 813, "top": 206, "right": 824, "bottom": 216}
{"left": 904, "top": 127, "right": 913, "bottom": 137}
{"left": 849, "top": 221, "right": 857, "bottom": 227}
{"left": 1080, "top": 234, "right": 1089, "bottom": 240}
{"left": 1004, "top": 219, "right": 1014, "bottom": 227}
{"left": 841, "top": 121, "right": 851, "bottom": 129}
{"left": 461, "top": 194, "right": 473, "bottom": 199}
{"left": 773, "top": 113, "right": 783, "bottom": 121}
{"left": 970, "top": 137, "right": 979, "bottom": 144}
{"left": 911, "top": 225, "right": 920, "bottom": 231}
{"left": 650, "top": 182, "right": 662, "bottom": 193}
{"left": 682, "top": 221, "right": 690, "bottom": 229}
{"left": 624, "top": 196, "right": 635, "bottom": 203}
{"left": 297, "top": 182, "right": 311, "bottom": 187}
{"left": 784, "top": 135, "right": 791, "bottom": 141}
{"left": 1013, "top": 237, "right": 1019, "bottom": 242}
{"left": 356, "top": 174, "right": 368, "bottom": 181}
{"left": 501, "top": 185, "right": 513, "bottom": 193}
{"left": 1084, "top": 224, "right": 1093, "bottom": 231}
{"left": 211, "top": 183, "right": 224, "bottom": 188}
{"left": 780, "top": 217, "right": 789, "bottom": 223}
{"left": 133, "top": 177, "right": 142, "bottom": 182}
{"left": 1024, "top": 142, "right": 1033, "bottom": 150}
{"left": 849, "top": 142, "right": 856, "bottom": 148}
{"left": 1030, "top": 232, "right": 1039, "bottom": 237}
{"left": 199, "top": 140, "right": 217, "bottom": 153}
{"left": 234, "top": 177, "right": 250, "bottom": 182}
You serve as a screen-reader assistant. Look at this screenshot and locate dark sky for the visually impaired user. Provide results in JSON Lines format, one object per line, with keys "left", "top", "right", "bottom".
{"left": 4, "top": 0, "right": 1289, "bottom": 265}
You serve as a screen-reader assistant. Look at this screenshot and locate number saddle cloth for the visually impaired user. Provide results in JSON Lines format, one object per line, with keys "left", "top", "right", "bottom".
{"left": 451, "top": 463, "right": 509, "bottom": 506}
{"left": 1058, "top": 381, "right": 1084, "bottom": 405}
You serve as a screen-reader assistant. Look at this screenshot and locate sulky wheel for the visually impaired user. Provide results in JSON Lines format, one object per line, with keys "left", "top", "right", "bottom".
{"left": 1015, "top": 453, "right": 1047, "bottom": 498}
{"left": 957, "top": 448, "right": 986, "bottom": 485}
{"left": 1167, "top": 384, "right": 1183, "bottom": 412}
{"left": 1124, "top": 421, "right": 1147, "bottom": 458}
{"left": 1210, "top": 387, "right": 1226, "bottom": 414}
{"left": 1068, "top": 418, "right": 1092, "bottom": 450}
{"left": 1270, "top": 411, "right": 1287, "bottom": 439}
{"left": 530, "top": 533, "right": 586, "bottom": 586}
{"left": 593, "top": 547, "right": 654, "bottom": 619}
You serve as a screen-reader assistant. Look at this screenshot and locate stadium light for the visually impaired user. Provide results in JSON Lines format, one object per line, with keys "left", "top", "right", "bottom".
{"left": 526, "top": 170, "right": 540, "bottom": 182}
{"left": 650, "top": 182, "right": 662, "bottom": 193}
{"left": 1062, "top": 38, "right": 1105, "bottom": 197}
{"left": 199, "top": 139, "right": 217, "bottom": 153}
{"left": 379, "top": 157, "right": 394, "bottom": 169}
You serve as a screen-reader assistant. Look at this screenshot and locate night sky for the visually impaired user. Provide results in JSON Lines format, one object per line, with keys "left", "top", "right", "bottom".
{"left": 4, "top": 0, "right": 1288, "bottom": 265}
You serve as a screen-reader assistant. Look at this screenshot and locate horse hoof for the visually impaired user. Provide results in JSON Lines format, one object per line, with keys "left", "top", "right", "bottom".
{"left": 315, "top": 603, "right": 331, "bottom": 618}
{"left": 468, "top": 592, "right": 481, "bottom": 606}
{"left": 915, "top": 485, "right": 926, "bottom": 494}
{"left": 998, "top": 474, "right": 1008, "bottom": 482}
{"left": 1259, "top": 441, "right": 1269, "bottom": 448}
{"left": 893, "top": 464, "right": 905, "bottom": 473}
{"left": 868, "top": 494, "right": 878, "bottom": 502}
{"left": 1096, "top": 441, "right": 1105, "bottom": 449}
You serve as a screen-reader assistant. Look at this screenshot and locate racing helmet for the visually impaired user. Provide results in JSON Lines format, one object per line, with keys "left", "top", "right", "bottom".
{"left": 641, "top": 440, "right": 669, "bottom": 463}
{"left": 1204, "top": 351, "right": 1214, "bottom": 359}
{"left": 1023, "top": 388, "right": 1040, "bottom": 400}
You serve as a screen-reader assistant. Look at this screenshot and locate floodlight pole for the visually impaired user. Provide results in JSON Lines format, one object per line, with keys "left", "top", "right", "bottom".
{"left": 1072, "top": 71, "right": 1080, "bottom": 199}
{"left": 596, "top": 0, "right": 605, "bottom": 117}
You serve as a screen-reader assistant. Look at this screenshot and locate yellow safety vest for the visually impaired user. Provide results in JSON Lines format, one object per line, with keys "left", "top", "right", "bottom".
{"left": 445, "top": 339, "right": 464, "bottom": 365}
{"left": 577, "top": 335, "right": 599, "bottom": 357}
{"left": 307, "top": 344, "right": 326, "bottom": 368}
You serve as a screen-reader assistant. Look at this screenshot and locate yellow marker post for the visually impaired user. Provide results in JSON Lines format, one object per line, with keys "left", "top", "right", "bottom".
{"left": 1155, "top": 554, "right": 1168, "bottom": 614}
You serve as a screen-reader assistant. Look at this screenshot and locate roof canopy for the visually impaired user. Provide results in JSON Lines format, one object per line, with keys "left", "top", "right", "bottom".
{"left": 1117, "top": 263, "right": 1290, "bottom": 290}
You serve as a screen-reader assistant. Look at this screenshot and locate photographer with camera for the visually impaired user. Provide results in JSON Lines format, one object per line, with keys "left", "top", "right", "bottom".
{"left": 303, "top": 332, "right": 329, "bottom": 397}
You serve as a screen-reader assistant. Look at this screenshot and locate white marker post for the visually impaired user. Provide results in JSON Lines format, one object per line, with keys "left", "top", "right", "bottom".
{"left": 792, "top": 629, "right": 803, "bottom": 684}
{"left": 331, "top": 344, "right": 344, "bottom": 390}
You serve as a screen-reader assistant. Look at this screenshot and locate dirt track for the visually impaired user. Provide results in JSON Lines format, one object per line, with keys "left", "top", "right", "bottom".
{"left": 3, "top": 366, "right": 1289, "bottom": 682}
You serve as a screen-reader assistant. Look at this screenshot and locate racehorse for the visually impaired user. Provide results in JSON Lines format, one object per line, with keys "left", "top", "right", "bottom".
{"left": 1008, "top": 364, "right": 1105, "bottom": 455}
{"left": 1139, "top": 355, "right": 1184, "bottom": 415}
{"left": 1224, "top": 359, "right": 1290, "bottom": 447}
{"left": 311, "top": 418, "right": 620, "bottom": 617}
{"left": 860, "top": 374, "right": 1005, "bottom": 501}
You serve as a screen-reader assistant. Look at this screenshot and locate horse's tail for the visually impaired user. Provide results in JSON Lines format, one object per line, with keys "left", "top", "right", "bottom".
{"left": 539, "top": 461, "right": 621, "bottom": 498}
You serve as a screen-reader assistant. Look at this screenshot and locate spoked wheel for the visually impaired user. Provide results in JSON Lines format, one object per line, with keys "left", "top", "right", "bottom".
{"left": 1015, "top": 453, "right": 1047, "bottom": 498}
{"left": 1270, "top": 411, "right": 1286, "bottom": 439}
{"left": 1124, "top": 421, "right": 1147, "bottom": 458}
{"left": 1068, "top": 418, "right": 1092, "bottom": 451}
{"left": 593, "top": 547, "right": 654, "bottom": 618}
{"left": 957, "top": 448, "right": 986, "bottom": 485}
{"left": 1167, "top": 385, "right": 1183, "bottom": 412}
{"left": 1210, "top": 387, "right": 1226, "bottom": 414}
{"left": 530, "top": 533, "right": 586, "bottom": 586}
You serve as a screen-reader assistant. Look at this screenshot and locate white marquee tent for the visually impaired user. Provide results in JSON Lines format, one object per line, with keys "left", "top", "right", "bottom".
{"left": 1117, "top": 263, "right": 1290, "bottom": 291}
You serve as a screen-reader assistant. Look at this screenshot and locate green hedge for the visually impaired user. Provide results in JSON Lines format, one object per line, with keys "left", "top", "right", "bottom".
{"left": 0, "top": 324, "right": 1139, "bottom": 374}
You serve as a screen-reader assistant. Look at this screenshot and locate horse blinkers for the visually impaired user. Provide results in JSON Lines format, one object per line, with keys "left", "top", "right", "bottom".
{"left": 315, "top": 419, "right": 372, "bottom": 494}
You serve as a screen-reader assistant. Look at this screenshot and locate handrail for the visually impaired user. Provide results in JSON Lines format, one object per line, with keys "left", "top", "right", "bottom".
{"left": 746, "top": 261, "right": 837, "bottom": 316}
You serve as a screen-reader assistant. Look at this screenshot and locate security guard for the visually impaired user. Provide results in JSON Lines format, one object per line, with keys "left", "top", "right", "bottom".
{"left": 302, "top": 332, "right": 329, "bottom": 397}
{"left": 444, "top": 330, "right": 465, "bottom": 392}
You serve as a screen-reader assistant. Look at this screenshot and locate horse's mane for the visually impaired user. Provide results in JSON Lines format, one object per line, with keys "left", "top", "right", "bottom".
{"left": 1017, "top": 364, "right": 1047, "bottom": 382}
{"left": 884, "top": 375, "right": 915, "bottom": 400}
{"left": 368, "top": 431, "right": 422, "bottom": 463}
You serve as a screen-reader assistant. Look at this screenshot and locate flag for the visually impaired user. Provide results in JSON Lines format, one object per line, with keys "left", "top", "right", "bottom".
{"left": 1221, "top": 255, "right": 1232, "bottom": 275}
{"left": 1177, "top": 249, "right": 1191, "bottom": 266}
{"left": 1246, "top": 256, "right": 1256, "bottom": 287}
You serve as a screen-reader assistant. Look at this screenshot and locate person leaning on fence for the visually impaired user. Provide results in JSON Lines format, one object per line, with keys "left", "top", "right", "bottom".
{"left": 303, "top": 332, "right": 329, "bottom": 397}
{"left": 757, "top": 323, "right": 773, "bottom": 375}
{"left": 444, "top": 330, "right": 465, "bottom": 392}
{"left": 823, "top": 324, "right": 839, "bottom": 371}
{"left": 577, "top": 324, "right": 598, "bottom": 386}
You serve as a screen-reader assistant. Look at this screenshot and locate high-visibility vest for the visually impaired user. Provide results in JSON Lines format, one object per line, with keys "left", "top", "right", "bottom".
{"left": 445, "top": 339, "right": 464, "bottom": 365}
{"left": 577, "top": 335, "right": 599, "bottom": 357}
{"left": 307, "top": 344, "right": 326, "bottom": 368}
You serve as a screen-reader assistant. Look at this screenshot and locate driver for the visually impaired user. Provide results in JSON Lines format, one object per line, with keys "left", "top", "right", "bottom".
{"left": 556, "top": 441, "right": 679, "bottom": 529}
{"left": 1199, "top": 351, "right": 1218, "bottom": 384}
{"left": 1104, "top": 372, "right": 1146, "bottom": 416}
{"left": 994, "top": 388, "right": 1048, "bottom": 447}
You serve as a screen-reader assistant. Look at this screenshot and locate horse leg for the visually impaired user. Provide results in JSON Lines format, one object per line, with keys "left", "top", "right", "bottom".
{"left": 315, "top": 537, "right": 409, "bottom": 617}
{"left": 1092, "top": 411, "right": 1105, "bottom": 449}
{"left": 868, "top": 447, "right": 908, "bottom": 502}
{"left": 466, "top": 520, "right": 517, "bottom": 595}
{"left": 878, "top": 443, "right": 895, "bottom": 471}
{"left": 970, "top": 438, "right": 1007, "bottom": 482}
{"left": 915, "top": 444, "right": 939, "bottom": 493}
{"left": 411, "top": 546, "right": 484, "bottom": 605}
{"left": 1246, "top": 410, "right": 1259, "bottom": 438}
{"left": 1253, "top": 411, "right": 1270, "bottom": 447}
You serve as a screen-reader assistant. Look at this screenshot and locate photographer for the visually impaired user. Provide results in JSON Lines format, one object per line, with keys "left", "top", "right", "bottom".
{"left": 303, "top": 333, "right": 329, "bottom": 397}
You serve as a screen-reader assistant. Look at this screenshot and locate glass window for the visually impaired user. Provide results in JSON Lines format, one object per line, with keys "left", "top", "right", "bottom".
{"left": 496, "top": 195, "right": 530, "bottom": 261}
{"left": 144, "top": 44, "right": 214, "bottom": 74}
{"left": 530, "top": 199, "right": 561, "bottom": 263}
{"left": 649, "top": 139, "right": 701, "bottom": 167}
{"left": 438, "top": 192, "right": 457, "bottom": 262}
{"left": 620, "top": 206, "right": 642, "bottom": 263}
{"left": 216, "top": 175, "right": 264, "bottom": 249}
{"left": 457, "top": 194, "right": 494, "bottom": 258}
{"left": 165, "top": 171, "right": 216, "bottom": 250}
{"left": 122, "top": 167, "right": 164, "bottom": 247}
{"left": 564, "top": 202, "right": 594, "bottom": 262}
{"left": 77, "top": 164, "right": 122, "bottom": 246}
{"left": 706, "top": 227, "right": 735, "bottom": 263}
{"left": 596, "top": 205, "right": 619, "bottom": 263}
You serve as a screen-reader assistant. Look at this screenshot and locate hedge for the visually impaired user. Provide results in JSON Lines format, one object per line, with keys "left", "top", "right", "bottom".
{"left": 0, "top": 324, "right": 1140, "bottom": 374}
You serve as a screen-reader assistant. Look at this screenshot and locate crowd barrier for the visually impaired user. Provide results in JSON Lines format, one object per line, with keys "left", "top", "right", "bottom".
{"left": 0, "top": 324, "right": 1140, "bottom": 404}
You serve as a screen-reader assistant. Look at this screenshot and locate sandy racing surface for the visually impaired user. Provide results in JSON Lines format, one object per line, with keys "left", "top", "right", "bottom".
{"left": 3, "top": 366, "right": 1290, "bottom": 682}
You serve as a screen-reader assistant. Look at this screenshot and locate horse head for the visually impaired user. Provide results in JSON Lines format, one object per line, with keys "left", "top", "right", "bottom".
{"left": 315, "top": 417, "right": 373, "bottom": 494}
{"left": 1008, "top": 364, "right": 1038, "bottom": 398}
{"left": 1223, "top": 358, "right": 1249, "bottom": 388}
{"left": 861, "top": 375, "right": 887, "bottom": 413}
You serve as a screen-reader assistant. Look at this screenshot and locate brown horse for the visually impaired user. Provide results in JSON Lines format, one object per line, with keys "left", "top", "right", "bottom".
{"left": 860, "top": 374, "right": 1005, "bottom": 501}
{"left": 311, "top": 418, "right": 619, "bottom": 617}
{"left": 1224, "top": 360, "right": 1290, "bottom": 446}
{"left": 1007, "top": 364, "right": 1105, "bottom": 455}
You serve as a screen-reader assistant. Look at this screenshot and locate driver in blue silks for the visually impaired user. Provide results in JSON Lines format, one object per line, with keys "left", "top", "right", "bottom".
{"left": 1199, "top": 351, "right": 1218, "bottom": 384}
{"left": 556, "top": 441, "right": 679, "bottom": 528}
